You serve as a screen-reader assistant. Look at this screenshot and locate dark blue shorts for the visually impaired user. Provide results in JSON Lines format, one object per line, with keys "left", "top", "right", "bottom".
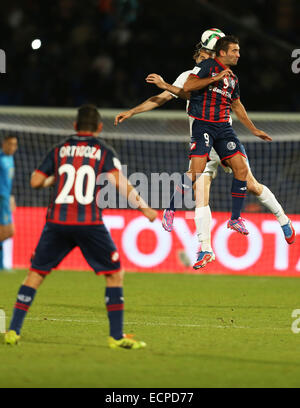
{"left": 189, "top": 119, "right": 247, "bottom": 162}
{"left": 31, "top": 222, "right": 121, "bottom": 276}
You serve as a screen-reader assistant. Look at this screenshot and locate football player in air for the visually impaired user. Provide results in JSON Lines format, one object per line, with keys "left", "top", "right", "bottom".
{"left": 115, "top": 30, "right": 295, "bottom": 269}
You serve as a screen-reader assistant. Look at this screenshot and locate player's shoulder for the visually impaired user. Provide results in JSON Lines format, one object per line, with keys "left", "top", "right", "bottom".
{"left": 196, "top": 58, "right": 215, "bottom": 69}
{"left": 95, "top": 137, "right": 118, "bottom": 158}
{"left": 177, "top": 70, "right": 193, "bottom": 80}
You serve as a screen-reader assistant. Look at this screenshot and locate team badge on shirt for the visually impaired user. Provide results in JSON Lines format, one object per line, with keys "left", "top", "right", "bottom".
{"left": 227, "top": 142, "right": 236, "bottom": 150}
{"left": 111, "top": 251, "right": 120, "bottom": 262}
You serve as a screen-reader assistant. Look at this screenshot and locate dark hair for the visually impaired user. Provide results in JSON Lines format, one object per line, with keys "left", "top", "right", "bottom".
{"left": 76, "top": 104, "right": 102, "bottom": 132}
{"left": 215, "top": 35, "right": 239, "bottom": 56}
{"left": 2, "top": 134, "right": 18, "bottom": 143}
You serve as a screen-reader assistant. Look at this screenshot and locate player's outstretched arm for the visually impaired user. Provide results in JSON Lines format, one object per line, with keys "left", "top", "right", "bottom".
{"left": 108, "top": 170, "right": 157, "bottom": 222}
{"left": 114, "top": 92, "right": 173, "bottom": 126}
{"left": 183, "top": 69, "right": 233, "bottom": 92}
{"left": 231, "top": 99, "right": 272, "bottom": 141}
{"left": 146, "top": 73, "right": 190, "bottom": 100}
{"left": 31, "top": 171, "right": 55, "bottom": 189}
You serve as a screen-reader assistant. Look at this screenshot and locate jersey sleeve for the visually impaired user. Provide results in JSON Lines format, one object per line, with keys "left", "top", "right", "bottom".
{"left": 36, "top": 149, "right": 55, "bottom": 177}
{"left": 170, "top": 71, "right": 191, "bottom": 98}
{"left": 102, "top": 147, "right": 122, "bottom": 173}
{"left": 232, "top": 79, "right": 240, "bottom": 100}
{"left": 193, "top": 59, "right": 212, "bottom": 79}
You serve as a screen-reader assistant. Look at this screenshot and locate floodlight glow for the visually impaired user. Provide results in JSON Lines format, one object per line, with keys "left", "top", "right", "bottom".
{"left": 31, "top": 39, "right": 41, "bottom": 50}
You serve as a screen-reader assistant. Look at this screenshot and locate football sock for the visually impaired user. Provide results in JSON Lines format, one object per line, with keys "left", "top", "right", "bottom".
{"left": 9, "top": 285, "right": 36, "bottom": 335}
{"left": 168, "top": 173, "right": 193, "bottom": 211}
{"left": 257, "top": 185, "right": 289, "bottom": 226}
{"left": 105, "top": 287, "right": 124, "bottom": 340}
{"left": 194, "top": 206, "right": 212, "bottom": 252}
{"left": 231, "top": 178, "right": 247, "bottom": 220}
{"left": 0, "top": 242, "right": 3, "bottom": 269}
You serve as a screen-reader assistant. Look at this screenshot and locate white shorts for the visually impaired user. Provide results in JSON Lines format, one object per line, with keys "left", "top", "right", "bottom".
{"left": 203, "top": 148, "right": 232, "bottom": 179}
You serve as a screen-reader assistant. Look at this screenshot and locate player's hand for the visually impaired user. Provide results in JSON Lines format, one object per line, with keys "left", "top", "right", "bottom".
{"left": 145, "top": 74, "right": 166, "bottom": 90}
{"left": 253, "top": 129, "right": 272, "bottom": 142}
{"left": 10, "top": 195, "right": 16, "bottom": 212}
{"left": 141, "top": 207, "right": 158, "bottom": 222}
{"left": 213, "top": 69, "right": 233, "bottom": 82}
{"left": 114, "top": 110, "right": 134, "bottom": 126}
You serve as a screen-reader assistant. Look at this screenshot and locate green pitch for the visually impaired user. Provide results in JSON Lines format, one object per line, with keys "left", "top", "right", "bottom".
{"left": 1, "top": 269, "right": 300, "bottom": 388}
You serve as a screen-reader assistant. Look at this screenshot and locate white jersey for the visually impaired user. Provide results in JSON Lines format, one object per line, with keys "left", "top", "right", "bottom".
{"left": 170, "top": 68, "right": 233, "bottom": 178}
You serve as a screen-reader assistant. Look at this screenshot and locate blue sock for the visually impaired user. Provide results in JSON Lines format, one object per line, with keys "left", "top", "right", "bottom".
{"left": 168, "top": 173, "right": 193, "bottom": 211}
{"left": 105, "top": 287, "right": 124, "bottom": 340}
{"left": 0, "top": 242, "right": 3, "bottom": 269}
{"left": 231, "top": 178, "right": 247, "bottom": 220}
{"left": 9, "top": 285, "right": 37, "bottom": 335}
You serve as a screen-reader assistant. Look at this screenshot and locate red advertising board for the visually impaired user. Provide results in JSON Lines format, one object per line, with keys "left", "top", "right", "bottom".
{"left": 12, "top": 207, "right": 300, "bottom": 277}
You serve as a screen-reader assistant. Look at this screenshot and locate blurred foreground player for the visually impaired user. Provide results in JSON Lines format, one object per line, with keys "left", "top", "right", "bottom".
{"left": 0, "top": 135, "right": 18, "bottom": 269}
{"left": 5, "top": 105, "right": 157, "bottom": 348}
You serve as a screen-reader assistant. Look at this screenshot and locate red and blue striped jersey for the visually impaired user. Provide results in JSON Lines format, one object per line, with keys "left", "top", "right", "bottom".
{"left": 188, "top": 58, "right": 240, "bottom": 123}
{"left": 36, "top": 133, "right": 121, "bottom": 225}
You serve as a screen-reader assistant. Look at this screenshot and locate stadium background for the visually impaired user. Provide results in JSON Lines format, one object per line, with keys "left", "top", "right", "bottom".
{"left": 0, "top": 0, "right": 299, "bottom": 276}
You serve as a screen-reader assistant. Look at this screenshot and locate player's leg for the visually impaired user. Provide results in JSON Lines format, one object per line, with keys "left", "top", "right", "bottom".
{"left": 5, "top": 223, "right": 75, "bottom": 344}
{"left": 162, "top": 119, "right": 213, "bottom": 232}
{"left": 77, "top": 224, "right": 145, "bottom": 349}
{"left": 214, "top": 125, "right": 250, "bottom": 235}
{"left": 104, "top": 270, "right": 145, "bottom": 349}
{"left": 0, "top": 224, "right": 14, "bottom": 242}
{"left": 4, "top": 270, "right": 45, "bottom": 345}
{"left": 0, "top": 224, "right": 14, "bottom": 269}
{"left": 193, "top": 174, "right": 216, "bottom": 269}
{"left": 224, "top": 153, "right": 249, "bottom": 234}
{"left": 162, "top": 156, "right": 207, "bottom": 232}
{"left": 0, "top": 196, "right": 14, "bottom": 269}
{"left": 192, "top": 152, "right": 217, "bottom": 269}
{"left": 246, "top": 170, "right": 296, "bottom": 244}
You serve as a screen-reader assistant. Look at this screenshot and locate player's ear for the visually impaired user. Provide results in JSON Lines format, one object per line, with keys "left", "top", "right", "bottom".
{"left": 97, "top": 122, "right": 103, "bottom": 133}
{"left": 73, "top": 122, "right": 78, "bottom": 131}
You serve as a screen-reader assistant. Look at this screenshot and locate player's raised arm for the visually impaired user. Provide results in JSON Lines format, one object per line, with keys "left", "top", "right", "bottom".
{"left": 114, "top": 91, "right": 173, "bottom": 126}
{"left": 146, "top": 73, "right": 190, "bottom": 100}
{"left": 107, "top": 170, "right": 157, "bottom": 222}
{"left": 183, "top": 69, "right": 233, "bottom": 92}
{"left": 231, "top": 99, "right": 272, "bottom": 142}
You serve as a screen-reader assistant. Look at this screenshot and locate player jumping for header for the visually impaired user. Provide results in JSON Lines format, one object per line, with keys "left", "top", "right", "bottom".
{"left": 115, "top": 33, "right": 295, "bottom": 270}
{"left": 5, "top": 104, "right": 157, "bottom": 349}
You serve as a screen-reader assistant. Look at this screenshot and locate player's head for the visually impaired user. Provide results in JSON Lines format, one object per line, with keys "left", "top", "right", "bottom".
{"left": 1, "top": 134, "right": 18, "bottom": 155}
{"left": 193, "top": 46, "right": 215, "bottom": 63}
{"left": 215, "top": 35, "right": 240, "bottom": 66}
{"left": 75, "top": 104, "right": 103, "bottom": 134}
{"left": 193, "top": 28, "right": 225, "bottom": 63}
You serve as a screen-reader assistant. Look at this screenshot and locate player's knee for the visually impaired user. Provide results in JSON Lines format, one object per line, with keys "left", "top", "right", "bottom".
{"left": 7, "top": 225, "right": 14, "bottom": 238}
{"left": 0, "top": 225, "right": 14, "bottom": 241}
{"left": 247, "top": 180, "right": 262, "bottom": 196}
{"left": 233, "top": 166, "right": 248, "bottom": 181}
{"left": 106, "top": 270, "right": 124, "bottom": 286}
{"left": 187, "top": 167, "right": 205, "bottom": 182}
{"left": 23, "top": 270, "right": 45, "bottom": 289}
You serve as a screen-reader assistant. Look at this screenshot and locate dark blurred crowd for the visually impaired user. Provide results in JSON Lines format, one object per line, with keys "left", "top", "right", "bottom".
{"left": 0, "top": 0, "right": 299, "bottom": 111}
